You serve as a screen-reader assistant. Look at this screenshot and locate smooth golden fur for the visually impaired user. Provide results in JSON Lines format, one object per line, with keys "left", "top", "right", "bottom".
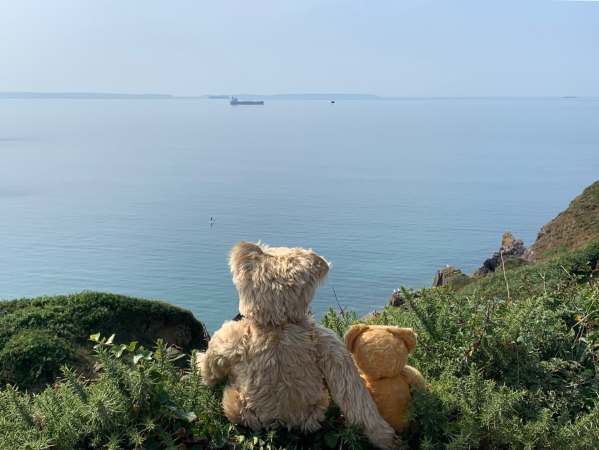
{"left": 345, "top": 325, "right": 425, "bottom": 432}
{"left": 196, "top": 241, "right": 398, "bottom": 449}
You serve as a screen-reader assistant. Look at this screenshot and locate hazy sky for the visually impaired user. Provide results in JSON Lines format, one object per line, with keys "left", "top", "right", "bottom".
{"left": 1, "top": 0, "right": 598, "bottom": 96}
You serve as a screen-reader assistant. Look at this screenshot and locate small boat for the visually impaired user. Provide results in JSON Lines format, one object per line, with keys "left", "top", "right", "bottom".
{"left": 230, "top": 97, "right": 264, "bottom": 106}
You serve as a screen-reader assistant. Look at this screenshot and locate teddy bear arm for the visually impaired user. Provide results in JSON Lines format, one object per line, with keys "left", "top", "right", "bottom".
{"left": 198, "top": 320, "right": 245, "bottom": 385}
{"left": 315, "top": 325, "right": 400, "bottom": 450}
{"left": 402, "top": 365, "right": 425, "bottom": 389}
{"left": 198, "top": 348, "right": 228, "bottom": 385}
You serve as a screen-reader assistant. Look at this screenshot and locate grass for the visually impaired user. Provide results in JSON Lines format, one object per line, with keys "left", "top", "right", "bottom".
{"left": 322, "top": 244, "right": 599, "bottom": 449}
{"left": 0, "top": 292, "right": 209, "bottom": 390}
{"left": 527, "top": 180, "right": 599, "bottom": 261}
{"left": 1, "top": 243, "right": 598, "bottom": 449}
{"left": 460, "top": 241, "right": 599, "bottom": 301}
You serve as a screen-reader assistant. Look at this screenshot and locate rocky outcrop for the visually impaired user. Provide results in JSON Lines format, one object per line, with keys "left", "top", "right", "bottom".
{"left": 474, "top": 231, "right": 526, "bottom": 276}
{"left": 525, "top": 180, "right": 599, "bottom": 261}
{"left": 387, "top": 288, "right": 422, "bottom": 307}
{"left": 388, "top": 290, "right": 405, "bottom": 307}
{"left": 432, "top": 266, "right": 470, "bottom": 288}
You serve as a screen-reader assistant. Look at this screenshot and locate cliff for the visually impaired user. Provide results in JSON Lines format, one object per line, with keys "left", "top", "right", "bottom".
{"left": 427, "top": 180, "right": 599, "bottom": 290}
{"left": 0, "top": 291, "right": 209, "bottom": 390}
{"left": 525, "top": 180, "right": 599, "bottom": 261}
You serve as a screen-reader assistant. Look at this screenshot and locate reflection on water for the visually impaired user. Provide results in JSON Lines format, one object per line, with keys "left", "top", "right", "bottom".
{"left": 0, "top": 98, "right": 598, "bottom": 330}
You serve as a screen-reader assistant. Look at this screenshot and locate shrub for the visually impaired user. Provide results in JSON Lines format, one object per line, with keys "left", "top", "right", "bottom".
{"left": 0, "top": 330, "right": 77, "bottom": 389}
{"left": 0, "top": 292, "right": 209, "bottom": 390}
{"left": 1, "top": 246, "right": 599, "bottom": 449}
{"left": 0, "top": 334, "right": 368, "bottom": 450}
{"left": 460, "top": 241, "right": 599, "bottom": 302}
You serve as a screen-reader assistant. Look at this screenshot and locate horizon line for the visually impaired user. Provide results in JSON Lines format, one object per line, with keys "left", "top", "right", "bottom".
{"left": 0, "top": 91, "right": 596, "bottom": 99}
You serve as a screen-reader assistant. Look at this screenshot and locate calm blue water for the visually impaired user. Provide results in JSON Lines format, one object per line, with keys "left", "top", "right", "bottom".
{"left": 1, "top": 98, "right": 598, "bottom": 331}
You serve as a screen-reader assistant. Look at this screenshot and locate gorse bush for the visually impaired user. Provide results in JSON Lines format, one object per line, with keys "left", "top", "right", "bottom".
{"left": 460, "top": 241, "right": 599, "bottom": 302}
{"left": 0, "top": 334, "right": 367, "bottom": 450}
{"left": 1, "top": 244, "right": 599, "bottom": 449}
{"left": 1, "top": 336, "right": 223, "bottom": 450}
{"left": 0, "top": 329, "right": 77, "bottom": 388}
{"left": 0, "top": 292, "right": 209, "bottom": 391}
{"left": 354, "top": 284, "right": 599, "bottom": 449}
{"left": 320, "top": 244, "right": 599, "bottom": 449}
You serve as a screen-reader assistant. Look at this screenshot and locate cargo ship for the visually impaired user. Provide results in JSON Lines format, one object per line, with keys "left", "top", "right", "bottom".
{"left": 230, "top": 96, "right": 264, "bottom": 105}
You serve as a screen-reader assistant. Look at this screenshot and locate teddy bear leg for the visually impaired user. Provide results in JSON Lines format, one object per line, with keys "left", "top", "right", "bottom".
{"left": 222, "top": 385, "right": 243, "bottom": 425}
{"left": 301, "top": 394, "right": 329, "bottom": 432}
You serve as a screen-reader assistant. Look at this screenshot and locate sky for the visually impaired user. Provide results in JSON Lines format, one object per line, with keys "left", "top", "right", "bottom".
{"left": 1, "top": 0, "right": 598, "bottom": 96}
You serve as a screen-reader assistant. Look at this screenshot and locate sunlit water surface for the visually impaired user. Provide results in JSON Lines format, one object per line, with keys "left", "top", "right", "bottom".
{"left": 1, "top": 98, "right": 598, "bottom": 331}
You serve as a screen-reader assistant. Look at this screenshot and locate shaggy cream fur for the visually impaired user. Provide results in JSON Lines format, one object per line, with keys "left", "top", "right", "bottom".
{"left": 196, "top": 241, "right": 399, "bottom": 449}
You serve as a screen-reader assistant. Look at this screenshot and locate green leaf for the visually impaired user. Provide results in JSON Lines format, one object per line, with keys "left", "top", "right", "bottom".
{"left": 133, "top": 354, "right": 143, "bottom": 365}
{"left": 167, "top": 406, "right": 197, "bottom": 423}
{"left": 128, "top": 341, "right": 138, "bottom": 352}
{"left": 114, "top": 344, "right": 127, "bottom": 358}
{"left": 178, "top": 411, "right": 197, "bottom": 423}
{"left": 105, "top": 334, "right": 115, "bottom": 345}
{"left": 324, "top": 432, "right": 338, "bottom": 448}
{"left": 89, "top": 333, "right": 101, "bottom": 342}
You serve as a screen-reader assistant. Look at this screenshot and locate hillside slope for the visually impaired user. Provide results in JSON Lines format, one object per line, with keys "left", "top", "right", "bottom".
{"left": 526, "top": 180, "right": 599, "bottom": 261}
{"left": 0, "top": 292, "right": 209, "bottom": 389}
{"left": 2, "top": 244, "right": 597, "bottom": 450}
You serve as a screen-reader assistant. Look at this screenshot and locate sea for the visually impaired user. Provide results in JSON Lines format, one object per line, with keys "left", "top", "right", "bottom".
{"left": 1, "top": 97, "right": 598, "bottom": 331}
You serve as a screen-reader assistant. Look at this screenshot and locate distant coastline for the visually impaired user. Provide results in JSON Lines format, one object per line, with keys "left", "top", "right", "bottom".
{"left": 0, "top": 92, "right": 188, "bottom": 99}
{"left": 2, "top": 91, "right": 594, "bottom": 101}
{"left": 0, "top": 92, "right": 382, "bottom": 100}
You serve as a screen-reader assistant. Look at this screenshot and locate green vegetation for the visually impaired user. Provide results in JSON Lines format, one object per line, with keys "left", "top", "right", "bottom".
{"left": 0, "top": 292, "right": 208, "bottom": 390}
{"left": 460, "top": 241, "right": 599, "bottom": 301}
{"left": 432, "top": 266, "right": 473, "bottom": 290}
{"left": 2, "top": 181, "right": 598, "bottom": 449}
{"left": 0, "top": 335, "right": 368, "bottom": 450}
{"left": 1, "top": 244, "right": 598, "bottom": 449}
{"left": 322, "top": 245, "right": 599, "bottom": 449}
{"left": 527, "top": 180, "right": 599, "bottom": 261}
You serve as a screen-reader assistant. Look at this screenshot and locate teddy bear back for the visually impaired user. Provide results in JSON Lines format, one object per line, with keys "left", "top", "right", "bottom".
{"left": 229, "top": 241, "right": 329, "bottom": 327}
{"left": 365, "top": 375, "right": 412, "bottom": 431}
{"left": 349, "top": 328, "right": 409, "bottom": 381}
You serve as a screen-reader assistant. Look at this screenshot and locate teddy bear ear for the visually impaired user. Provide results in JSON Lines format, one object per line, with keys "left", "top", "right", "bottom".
{"left": 344, "top": 324, "right": 370, "bottom": 353}
{"left": 387, "top": 327, "right": 418, "bottom": 353}
{"left": 309, "top": 253, "right": 330, "bottom": 281}
{"left": 229, "top": 241, "right": 264, "bottom": 275}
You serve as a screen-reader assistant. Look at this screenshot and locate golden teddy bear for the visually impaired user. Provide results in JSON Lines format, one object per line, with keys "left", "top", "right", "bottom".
{"left": 345, "top": 325, "right": 425, "bottom": 432}
{"left": 195, "top": 241, "right": 399, "bottom": 450}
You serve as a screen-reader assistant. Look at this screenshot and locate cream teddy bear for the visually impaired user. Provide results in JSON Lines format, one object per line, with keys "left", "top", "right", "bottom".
{"left": 345, "top": 325, "right": 425, "bottom": 432}
{"left": 196, "top": 241, "right": 398, "bottom": 449}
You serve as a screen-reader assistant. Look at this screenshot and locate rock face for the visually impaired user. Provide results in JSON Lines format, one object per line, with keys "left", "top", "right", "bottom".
{"left": 387, "top": 288, "right": 421, "bottom": 307}
{"left": 525, "top": 180, "right": 599, "bottom": 261}
{"left": 474, "top": 231, "right": 526, "bottom": 276}
{"left": 432, "top": 266, "right": 469, "bottom": 288}
{"left": 388, "top": 290, "right": 405, "bottom": 307}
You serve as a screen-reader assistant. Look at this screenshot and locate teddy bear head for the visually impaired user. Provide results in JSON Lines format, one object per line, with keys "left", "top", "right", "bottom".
{"left": 229, "top": 241, "right": 330, "bottom": 327}
{"left": 345, "top": 325, "right": 417, "bottom": 380}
